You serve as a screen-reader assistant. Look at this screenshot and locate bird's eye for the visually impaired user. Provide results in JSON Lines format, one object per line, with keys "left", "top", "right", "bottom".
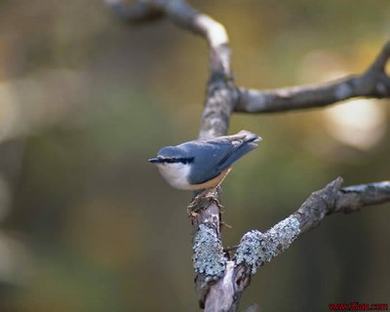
{"left": 179, "top": 157, "right": 194, "bottom": 164}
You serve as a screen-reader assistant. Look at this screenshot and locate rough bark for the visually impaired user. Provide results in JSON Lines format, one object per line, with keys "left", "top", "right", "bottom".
{"left": 235, "top": 178, "right": 390, "bottom": 274}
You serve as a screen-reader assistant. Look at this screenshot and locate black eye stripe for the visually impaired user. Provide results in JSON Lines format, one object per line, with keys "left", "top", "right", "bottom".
{"left": 161, "top": 157, "right": 194, "bottom": 164}
{"left": 179, "top": 157, "right": 194, "bottom": 164}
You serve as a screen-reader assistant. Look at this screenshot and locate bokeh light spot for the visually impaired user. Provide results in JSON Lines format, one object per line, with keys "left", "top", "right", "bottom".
{"left": 324, "top": 99, "right": 386, "bottom": 150}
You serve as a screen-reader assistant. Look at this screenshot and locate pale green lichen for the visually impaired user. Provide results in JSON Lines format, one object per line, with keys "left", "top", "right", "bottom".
{"left": 235, "top": 230, "right": 264, "bottom": 274}
{"left": 235, "top": 216, "right": 300, "bottom": 274}
{"left": 193, "top": 224, "right": 226, "bottom": 280}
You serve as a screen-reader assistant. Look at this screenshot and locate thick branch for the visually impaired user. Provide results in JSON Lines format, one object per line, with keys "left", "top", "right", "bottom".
{"left": 235, "top": 178, "right": 390, "bottom": 275}
{"left": 109, "top": 0, "right": 236, "bottom": 307}
{"left": 236, "top": 41, "right": 390, "bottom": 113}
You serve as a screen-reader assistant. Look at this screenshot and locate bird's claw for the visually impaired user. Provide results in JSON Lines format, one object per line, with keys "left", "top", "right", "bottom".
{"left": 187, "top": 187, "right": 219, "bottom": 217}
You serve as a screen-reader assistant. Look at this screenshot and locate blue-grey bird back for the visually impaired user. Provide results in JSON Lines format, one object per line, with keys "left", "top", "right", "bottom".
{"left": 178, "top": 132, "right": 260, "bottom": 184}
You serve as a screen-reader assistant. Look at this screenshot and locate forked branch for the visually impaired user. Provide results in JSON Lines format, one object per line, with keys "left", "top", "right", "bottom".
{"left": 104, "top": 1, "right": 390, "bottom": 311}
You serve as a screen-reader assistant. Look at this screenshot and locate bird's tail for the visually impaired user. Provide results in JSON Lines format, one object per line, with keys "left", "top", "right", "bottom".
{"left": 215, "top": 130, "right": 262, "bottom": 171}
{"left": 225, "top": 130, "right": 262, "bottom": 147}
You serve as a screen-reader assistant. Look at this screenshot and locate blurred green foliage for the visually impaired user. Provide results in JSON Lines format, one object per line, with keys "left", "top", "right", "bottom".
{"left": 0, "top": 0, "right": 389, "bottom": 311}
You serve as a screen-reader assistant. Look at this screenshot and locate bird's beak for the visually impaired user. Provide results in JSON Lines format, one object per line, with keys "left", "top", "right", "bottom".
{"left": 148, "top": 157, "right": 162, "bottom": 164}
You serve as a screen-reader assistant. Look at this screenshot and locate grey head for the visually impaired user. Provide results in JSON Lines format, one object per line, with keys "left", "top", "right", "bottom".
{"left": 148, "top": 146, "right": 194, "bottom": 165}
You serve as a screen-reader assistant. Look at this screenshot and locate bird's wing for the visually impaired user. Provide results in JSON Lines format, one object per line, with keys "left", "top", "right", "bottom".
{"left": 180, "top": 131, "right": 260, "bottom": 184}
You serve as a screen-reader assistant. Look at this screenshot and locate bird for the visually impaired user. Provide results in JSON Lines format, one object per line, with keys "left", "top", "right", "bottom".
{"left": 148, "top": 130, "right": 262, "bottom": 190}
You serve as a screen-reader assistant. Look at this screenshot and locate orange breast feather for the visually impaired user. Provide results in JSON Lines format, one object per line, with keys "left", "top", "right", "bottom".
{"left": 190, "top": 168, "right": 232, "bottom": 190}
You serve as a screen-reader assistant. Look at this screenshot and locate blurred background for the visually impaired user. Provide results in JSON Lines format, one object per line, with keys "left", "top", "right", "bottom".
{"left": 0, "top": 0, "right": 389, "bottom": 311}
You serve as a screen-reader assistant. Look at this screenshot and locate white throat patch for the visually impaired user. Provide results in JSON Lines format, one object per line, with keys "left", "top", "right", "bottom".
{"left": 156, "top": 162, "right": 192, "bottom": 190}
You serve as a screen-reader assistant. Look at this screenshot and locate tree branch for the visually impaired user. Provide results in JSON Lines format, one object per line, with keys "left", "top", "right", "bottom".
{"left": 236, "top": 41, "right": 390, "bottom": 113}
{"left": 104, "top": 0, "right": 231, "bottom": 77}
{"left": 234, "top": 178, "right": 390, "bottom": 280}
{"left": 104, "top": 1, "right": 390, "bottom": 311}
{"left": 106, "top": 0, "right": 237, "bottom": 307}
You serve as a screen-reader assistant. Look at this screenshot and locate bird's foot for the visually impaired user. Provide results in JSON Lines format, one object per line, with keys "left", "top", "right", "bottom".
{"left": 187, "top": 187, "right": 219, "bottom": 217}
